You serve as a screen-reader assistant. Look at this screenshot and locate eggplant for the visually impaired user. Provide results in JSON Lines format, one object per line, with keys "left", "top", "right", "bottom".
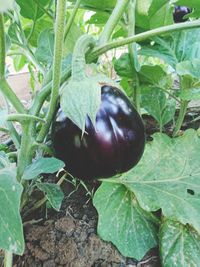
{"left": 52, "top": 85, "right": 145, "bottom": 181}
{"left": 173, "top": 6, "right": 191, "bottom": 23}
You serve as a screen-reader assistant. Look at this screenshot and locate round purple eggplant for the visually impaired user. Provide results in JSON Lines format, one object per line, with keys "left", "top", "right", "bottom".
{"left": 173, "top": 6, "right": 191, "bottom": 23}
{"left": 52, "top": 85, "right": 145, "bottom": 181}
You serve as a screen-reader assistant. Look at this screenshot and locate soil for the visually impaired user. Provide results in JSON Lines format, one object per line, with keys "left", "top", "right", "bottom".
{"left": 13, "top": 176, "right": 160, "bottom": 267}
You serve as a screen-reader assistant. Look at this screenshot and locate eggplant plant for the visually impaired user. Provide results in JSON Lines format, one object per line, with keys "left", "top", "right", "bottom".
{"left": 0, "top": 0, "right": 200, "bottom": 266}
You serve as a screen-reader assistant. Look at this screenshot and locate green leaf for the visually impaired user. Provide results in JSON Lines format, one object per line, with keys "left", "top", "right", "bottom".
{"left": 93, "top": 183, "right": 158, "bottom": 260}
{"left": 139, "top": 65, "right": 172, "bottom": 88}
{"left": 24, "top": 16, "right": 53, "bottom": 47}
{"left": 180, "top": 88, "right": 200, "bottom": 101}
{"left": 160, "top": 220, "right": 200, "bottom": 267}
{"left": 87, "top": 12, "right": 109, "bottom": 25}
{"left": 176, "top": 60, "right": 200, "bottom": 79}
{"left": 60, "top": 78, "right": 101, "bottom": 133}
{"left": 114, "top": 53, "right": 136, "bottom": 78}
{"left": 136, "top": 0, "right": 173, "bottom": 30}
{"left": 35, "top": 28, "right": 54, "bottom": 66}
{"left": 22, "top": 157, "right": 65, "bottom": 180}
{"left": 140, "top": 29, "right": 200, "bottom": 69}
{"left": 16, "top": 0, "right": 50, "bottom": 20}
{"left": 0, "top": 168, "right": 24, "bottom": 255}
{"left": 36, "top": 182, "right": 64, "bottom": 211}
{"left": 13, "top": 55, "right": 27, "bottom": 72}
{"left": 141, "top": 86, "right": 176, "bottom": 127}
{"left": 108, "top": 129, "right": 200, "bottom": 233}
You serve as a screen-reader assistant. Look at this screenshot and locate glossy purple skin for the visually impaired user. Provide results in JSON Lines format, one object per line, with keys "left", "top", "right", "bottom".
{"left": 173, "top": 6, "right": 191, "bottom": 23}
{"left": 52, "top": 85, "right": 145, "bottom": 180}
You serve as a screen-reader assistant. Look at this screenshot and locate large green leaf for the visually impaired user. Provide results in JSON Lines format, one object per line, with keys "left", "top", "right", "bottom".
{"left": 0, "top": 168, "right": 24, "bottom": 255}
{"left": 140, "top": 29, "right": 200, "bottom": 69}
{"left": 160, "top": 220, "right": 200, "bottom": 267}
{"left": 22, "top": 157, "right": 65, "bottom": 180}
{"left": 141, "top": 86, "right": 176, "bottom": 127}
{"left": 106, "top": 129, "right": 200, "bottom": 233}
{"left": 93, "top": 183, "right": 158, "bottom": 260}
{"left": 16, "top": 0, "right": 50, "bottom": 20}
{"left": 36, "top": 182, "right": 64, "bottom": 211}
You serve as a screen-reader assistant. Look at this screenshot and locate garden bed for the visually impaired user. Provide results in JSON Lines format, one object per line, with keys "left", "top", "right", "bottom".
{"left": 14, "top": 176, "right": 160, "bottom": 267}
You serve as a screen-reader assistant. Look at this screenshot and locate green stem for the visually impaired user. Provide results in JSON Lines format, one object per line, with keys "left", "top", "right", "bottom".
{"left": 173, "top": 100, "right": 188, "bottom": 137}
{"left": 71, "top": 34, "right": 96, "bottom": 80}
{"left": 17, "top": 124, "right": 33, "bottom": 181}
{"left": 4, "top": 251, "right": 13, "bottom": 267}
{"left": 37, "top": 0, "right": 67, "bottom": 143}
{"left": 0, "top": 79, "right": 26, "bottom": 113}
{"left": 88, "top": 20, "right": 200, "bottom": 62}
{"left": 29, "top": 21, "right": 200, "bottom": 119}
{"left": 99, "top": 0, "right": 130, "bottom": 45}
{"left": 7, "top": 114, "right": 45, "bottom": 123}
{"left": 0, "top": 14, "right": 5, "bottom": 79}
{"left": 127, "top": 0, "right": 141, "bottom": 113}
{"left": 64, "top": 0, "right": 81, "bottom": 41}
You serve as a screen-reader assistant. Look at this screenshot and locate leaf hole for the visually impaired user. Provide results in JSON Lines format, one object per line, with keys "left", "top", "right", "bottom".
{"left": 187, "top": 189, "right": 195, "bottom": 195}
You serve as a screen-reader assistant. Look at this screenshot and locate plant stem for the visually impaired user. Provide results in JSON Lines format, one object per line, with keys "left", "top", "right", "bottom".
{"left": 0, "top": 78, "right": 26, "bottom": 113}
{"left": 17, "top": 124, "right": 33, "bottom": 181}
{"left": 99, "top": 0, "right": 130, "bottom": 45}
{"left": 7, "top": 114, "right": 45, "bottom": 123}
{"left": 173, "top": 100, "right": 188, "bottom": 137}
{"left": 64, "top": 0, "right": 81, "bottom": 41}
{"left": 71, "top": 34, "right": 96, "bottom": 80}
{"left": 88, "top": 20, "right": 200, "bottom": 62}
{"left": 37, "top": 0, "right": 67, "bottom": 143}
{"left": 0, "top": 14, "right": 5, "bottom": 79}
{"left": 127, "top": 0, "right": 141, "bottom": 113}
{"left": 4, "top": 251, "right": 13, "bottom": 267}
{"left": 29, "top": 21, "right": 200, "bottom": 118}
